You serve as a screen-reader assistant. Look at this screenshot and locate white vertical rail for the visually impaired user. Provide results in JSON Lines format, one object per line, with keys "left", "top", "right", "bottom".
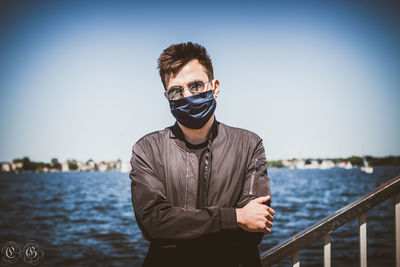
{"left": 395, "top": 193, "right": 400, "bottom": 267}
{"left": 359, "top": 213, "right": 367, "bottom": 267}
{"left": 292, "top": 251, "right": 300, "bottom": 267}
{"left": 324, "top": 233, "right": 331, "bottom": 267}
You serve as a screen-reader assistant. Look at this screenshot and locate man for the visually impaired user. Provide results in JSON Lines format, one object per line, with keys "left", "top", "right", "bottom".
{"left": 129, "top": 42, "right": 274, "bottom": 267}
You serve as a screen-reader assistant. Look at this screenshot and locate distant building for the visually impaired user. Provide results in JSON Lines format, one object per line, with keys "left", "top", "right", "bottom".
{"left": 120, "top": 161, "right": 131, "bottom": 173}
{"left": 337, "top": 161, "right": 352, "bottom": 169}
{"left": 88, "top": 160, "right": 95, "bottom": 169}
{"left": 61, "top": 162, "right": 69, "bottom": 172}
{"left": 1, "top": 162, "right": 11, "bottom": 172}
{"left": 304, "top": 160, "right": 320, "bottom": 169}
{"left": 98, "top": 163, "right": 107, "bottom": 172}
{"left": 320, "top": 160, "right": 335, "bottom": 169}
{"left": 11, "top": 162, "right": 23, "bottom": 171}
{"left": 281, "top": 160, "right": 292, "bottom": 168}
{"left": 345, "top": 161, "right": 352, "bottom": 169}
{"left": 293, "top": 159, "right": 305, "bottom": 169}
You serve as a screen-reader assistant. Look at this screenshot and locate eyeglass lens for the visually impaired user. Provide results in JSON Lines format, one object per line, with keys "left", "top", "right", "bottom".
{"left": 167, "top": 81, "right": 206, "bottom": 100}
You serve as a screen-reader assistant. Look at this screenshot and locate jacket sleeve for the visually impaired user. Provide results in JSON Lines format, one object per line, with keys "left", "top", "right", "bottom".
{"left": 236, "top": 139, "right": 271, "bottom": 245}
{"left": 129, "top": 142, "right": 237, "bottom": 241}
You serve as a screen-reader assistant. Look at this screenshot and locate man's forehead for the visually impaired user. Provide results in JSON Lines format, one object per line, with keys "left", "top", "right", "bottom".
{"left": 165, "top": 60, "right": 208, "bottom": 87}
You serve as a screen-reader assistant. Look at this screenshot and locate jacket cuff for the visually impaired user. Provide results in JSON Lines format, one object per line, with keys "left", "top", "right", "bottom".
{"left": 220, "top": 207, "right": 237, "bottom": 230}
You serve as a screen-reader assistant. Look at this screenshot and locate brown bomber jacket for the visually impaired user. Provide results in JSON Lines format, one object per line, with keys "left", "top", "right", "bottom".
{"left": 129, "top": 119, "right": 271, "bottom": 266}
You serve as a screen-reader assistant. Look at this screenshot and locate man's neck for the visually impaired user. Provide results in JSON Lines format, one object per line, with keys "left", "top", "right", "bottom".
{"left": 177, "top": 115, "right": 215, "bottom": 145}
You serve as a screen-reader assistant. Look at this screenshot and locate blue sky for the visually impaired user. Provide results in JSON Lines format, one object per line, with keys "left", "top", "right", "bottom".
{"left": 0, "top": 0, "right": 399, "bottom": 162}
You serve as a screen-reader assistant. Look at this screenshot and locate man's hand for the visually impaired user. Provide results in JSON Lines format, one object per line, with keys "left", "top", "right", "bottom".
{"left": 236, "top": 196, "right": 274, "bottom": 234}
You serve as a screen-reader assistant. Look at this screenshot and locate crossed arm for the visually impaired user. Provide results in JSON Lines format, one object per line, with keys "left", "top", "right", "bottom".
{"left": 129, "top": 140, "right": 274, "bottom": 241}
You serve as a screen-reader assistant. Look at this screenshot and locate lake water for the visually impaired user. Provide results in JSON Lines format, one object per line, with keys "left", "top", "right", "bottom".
{"left": 0, "top": 167, "right": 399, "bottom": 266}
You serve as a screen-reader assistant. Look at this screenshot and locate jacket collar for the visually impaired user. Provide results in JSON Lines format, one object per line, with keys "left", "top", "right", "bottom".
{"left": 168, "top": 118, "right": 220, "bottom": 144}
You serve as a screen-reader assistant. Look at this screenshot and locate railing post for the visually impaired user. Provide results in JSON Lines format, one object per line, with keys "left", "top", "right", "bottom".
{"left": 359, "top": 213, "right": 367, "bottom": 267}
{"left": 395, "top": 193, "right": 400, "bottom": 267}
{"left": 292, "top": 251, "right": 300, "bottom": 267}
{"left": 324, "top": 233, "right": 331, "bottom": 267}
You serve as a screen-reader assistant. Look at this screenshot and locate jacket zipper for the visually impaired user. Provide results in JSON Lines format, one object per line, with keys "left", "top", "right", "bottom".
{"left": 184, "top": 151, "right": 189, "bottom": 208}
{"left": 203, "top": 134, "right": 214, "bottom": 207}
{"left": 204, "top": 145, "right": 212, "bottom": 207}
{"left": 249, "top": 159, "right": 259, "bottom": 195}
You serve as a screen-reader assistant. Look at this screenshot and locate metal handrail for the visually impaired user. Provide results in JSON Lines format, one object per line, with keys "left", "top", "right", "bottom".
{"left": 260, "top": 175, "right": 400, "bottom": 266}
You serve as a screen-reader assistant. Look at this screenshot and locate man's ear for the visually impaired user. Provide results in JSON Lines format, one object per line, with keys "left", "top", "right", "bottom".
{"left": 164, "top": 91, "right": 168, "bottom": 99}
{"left": 212, "top": 79, "right": 220, "bottom": 99}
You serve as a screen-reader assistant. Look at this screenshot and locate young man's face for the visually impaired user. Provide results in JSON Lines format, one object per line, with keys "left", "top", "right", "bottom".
{"left": 164, "top": 59, "right": 219, "bottom": 100}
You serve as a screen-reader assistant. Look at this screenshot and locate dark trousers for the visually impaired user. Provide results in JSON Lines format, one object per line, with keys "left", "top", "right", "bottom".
{"left": 142, "top": 240, "right": 262, "bottom": 267}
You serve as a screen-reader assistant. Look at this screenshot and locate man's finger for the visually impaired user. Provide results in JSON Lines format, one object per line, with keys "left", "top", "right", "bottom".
{"left": 266, "top": 214, "right": 274, "bottom": 222}
{"left": 263, "top": 227, "right": 271, "bottom": 234}
{"left": 253, "top": 195, "right": 270, "bottom": 204}
{"left": 267, "top": 207, "right": 275, "bottom": 216}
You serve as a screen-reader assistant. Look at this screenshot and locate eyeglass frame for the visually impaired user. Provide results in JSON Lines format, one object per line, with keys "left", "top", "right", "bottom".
{"left": 165, "top": 79, "right": 213, "bottom": 100}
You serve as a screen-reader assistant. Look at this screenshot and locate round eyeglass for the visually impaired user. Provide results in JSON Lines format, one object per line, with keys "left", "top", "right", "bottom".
{"left": 166, "top": 80, "right": 210, "bottom": 100}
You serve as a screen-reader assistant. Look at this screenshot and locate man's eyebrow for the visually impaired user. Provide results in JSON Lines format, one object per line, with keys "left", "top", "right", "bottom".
{"left": 168, "top": 85, "right": 183, "bottom": 90}
{"left": 168, "top": 79, "right": 204, "bottom": 90}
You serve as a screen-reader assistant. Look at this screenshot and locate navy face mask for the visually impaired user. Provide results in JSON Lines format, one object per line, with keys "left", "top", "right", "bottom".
{"left": 169, "top": 90, "right": 217, "bottom": 129}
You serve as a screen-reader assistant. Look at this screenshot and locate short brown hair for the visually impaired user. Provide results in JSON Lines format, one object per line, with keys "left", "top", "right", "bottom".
{"left": 157, "top": 42, "right": 214, "bottom": 90}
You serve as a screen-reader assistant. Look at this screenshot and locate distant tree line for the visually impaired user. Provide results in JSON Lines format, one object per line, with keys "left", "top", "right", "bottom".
{"left": 2, "top": 155, "right": 399, "bottom": 172}
{"left": 8, "top": 157, "right": 86, "bottom": 172}
{"left": 10, "top": 157, "right": 63, "bottom": 172}
{"left": 364, "top": 156, "right": 400, "bottom": 166}
{"left": 0, "top": 156, "right": 120, "bottom": 173}
{"left": 268, "top": 160, "right": 284, "bottom": 168}
{"left": 268, "top": 155, "right": 400, "bottom": 168}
